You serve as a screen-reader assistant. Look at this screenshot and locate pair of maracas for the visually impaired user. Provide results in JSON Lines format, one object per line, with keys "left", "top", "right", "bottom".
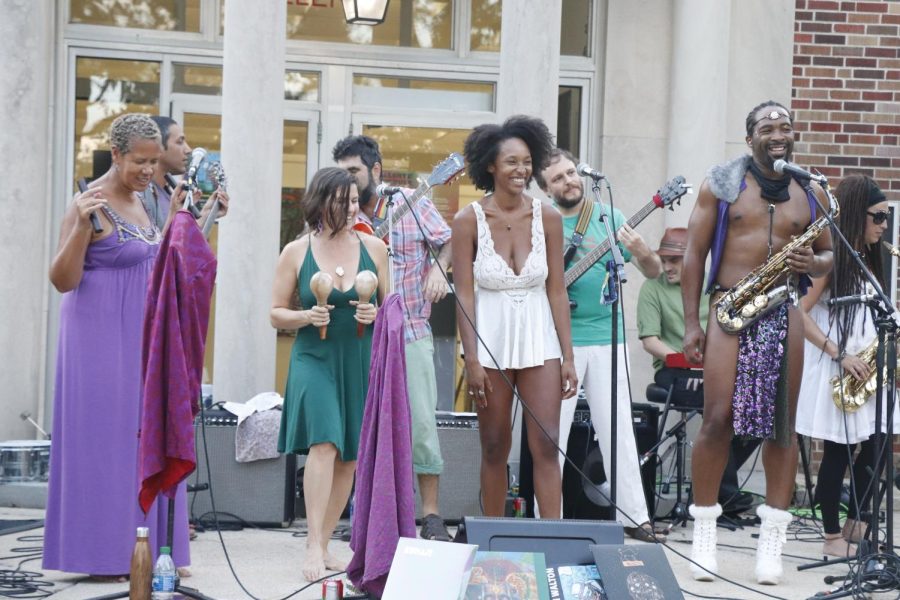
{"left": 309, "top": 270, "right": 379, "bottom": 339}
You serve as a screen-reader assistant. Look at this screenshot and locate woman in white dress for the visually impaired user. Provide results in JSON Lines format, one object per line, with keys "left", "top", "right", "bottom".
{"left": 452, "top": 115, "right": 578, "bottom": 519}
{"left": 796, "top": 173, "right": 895, "bottom": 558}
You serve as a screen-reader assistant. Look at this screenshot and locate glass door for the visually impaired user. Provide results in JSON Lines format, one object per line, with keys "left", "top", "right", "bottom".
{"left": 171, "top": 97, "right": 320, "bottom": 394}
{"left": 352, "top": 116, "right": 478, "bottom": 411}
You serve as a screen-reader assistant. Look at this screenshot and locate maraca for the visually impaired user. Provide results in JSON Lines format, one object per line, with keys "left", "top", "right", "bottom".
{"left": 354, "top": 270, "right": 379, "bottom": 337}
{"left": 309, "top": 271, "right": 333, "bottom": 340}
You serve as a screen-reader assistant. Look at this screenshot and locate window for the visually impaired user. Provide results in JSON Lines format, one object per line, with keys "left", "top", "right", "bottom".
{"left": 172, "top": 63, "right": 320, "bottom": 101}
{"left": 220, "top": 0, "right": 453, "bottom": 48}
{"left": 470, "top": 0, "right": 592, "bottom": 57}
{"left": 353, "top": 75, "right": 494, "bottom": 112}
{"left": 362, "top": 124, "right": 476, "bottom": 224}
{"left": 557, "top": 86, "right": 582, "bottom": 156}
{"left": 73, "top": 57, "right": 161, "bottom": 187}
{"left": 69, "top": 0, "right": 201, "bottom": 32}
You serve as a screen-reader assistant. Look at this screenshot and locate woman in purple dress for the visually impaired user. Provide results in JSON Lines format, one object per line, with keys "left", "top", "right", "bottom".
{"left": 44, "top": 113, "right": 188, "bottom": 579}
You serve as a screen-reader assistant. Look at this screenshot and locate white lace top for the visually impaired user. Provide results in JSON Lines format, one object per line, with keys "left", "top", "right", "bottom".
{"left": 471, "top": 197, "right": 562, "bottom": 370}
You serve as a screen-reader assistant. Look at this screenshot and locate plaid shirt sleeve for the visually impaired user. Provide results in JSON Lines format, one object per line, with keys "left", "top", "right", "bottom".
{"left": 416, "top": 196, "right": 452, "bottom": 251}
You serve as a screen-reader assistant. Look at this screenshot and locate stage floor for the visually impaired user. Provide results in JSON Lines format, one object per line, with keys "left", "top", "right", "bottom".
{"left": 1, "top": 498, "right": 896, "bottom": 599}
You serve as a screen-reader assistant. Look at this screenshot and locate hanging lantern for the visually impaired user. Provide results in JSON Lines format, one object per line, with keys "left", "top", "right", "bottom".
{"left": 342, "top": 0, "right": 390, "bottom": 25}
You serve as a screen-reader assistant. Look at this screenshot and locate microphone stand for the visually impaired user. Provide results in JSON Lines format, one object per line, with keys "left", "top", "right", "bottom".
{"left": 790, "top": 177, "right": 900, "bottom": 599}
{"left": 589, "top": 177, "right": 627, "bottom": 511}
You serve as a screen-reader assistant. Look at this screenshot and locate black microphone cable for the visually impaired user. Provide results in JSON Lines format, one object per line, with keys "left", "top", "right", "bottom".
{"left": 393, "top": 188, "right": 793, "bottom": 600}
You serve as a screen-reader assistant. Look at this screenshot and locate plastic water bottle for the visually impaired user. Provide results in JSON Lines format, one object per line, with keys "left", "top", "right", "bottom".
{"left": 151, "top": 546, "right": 176, "bottom": 599}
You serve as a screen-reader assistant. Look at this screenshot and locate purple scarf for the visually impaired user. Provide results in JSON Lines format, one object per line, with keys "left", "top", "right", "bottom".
{"left": 347, "top": 293, "right": 416, "bottom": 596}
{"left": 139, "top": 211, "right": 217, "bottom": 513}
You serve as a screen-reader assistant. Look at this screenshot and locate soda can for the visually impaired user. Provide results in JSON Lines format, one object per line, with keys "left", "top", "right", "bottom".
{"left": 513, "top": 497, "right": 525, "bottom": 518}
{"left": 322, "top": 578, "right": 343, "bottom": 600}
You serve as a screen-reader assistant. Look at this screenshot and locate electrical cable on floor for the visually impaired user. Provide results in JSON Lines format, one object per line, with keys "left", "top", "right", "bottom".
{"left": 0, "top": 535, "right": 54, "bottom": 599}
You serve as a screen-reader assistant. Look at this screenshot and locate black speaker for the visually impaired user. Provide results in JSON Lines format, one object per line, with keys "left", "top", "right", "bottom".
{"left": 191, "top": 409, "right": 296, "bottom": 527}
{"left": 413, "top": 412, "right": 482, "bottom": 522}
{"left": 519, "top": 403, "right": 659, "bottom": 520}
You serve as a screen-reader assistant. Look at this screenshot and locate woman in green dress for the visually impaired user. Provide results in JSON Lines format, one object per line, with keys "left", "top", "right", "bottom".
{"left": 271, "top": 167, "right": 388, "bottom": 582}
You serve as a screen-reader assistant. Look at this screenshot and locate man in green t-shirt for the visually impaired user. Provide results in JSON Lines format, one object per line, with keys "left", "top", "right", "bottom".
{"left": 538, "top": 148, "right": 662, "bottom": 542}
{"left": 636, "top": 228, "right": 757, "bottom": 516}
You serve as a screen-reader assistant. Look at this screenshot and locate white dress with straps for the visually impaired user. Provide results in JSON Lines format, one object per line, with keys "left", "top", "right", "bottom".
{"left": 471, "top": 197, "right": 562, "bottom": 370}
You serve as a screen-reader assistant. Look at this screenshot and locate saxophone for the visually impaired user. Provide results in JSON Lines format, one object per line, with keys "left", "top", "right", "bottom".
{"left": 714, "top": 198, "right": 838, "bottom": 334}
{"left": 831, "top": 241, "right": 900, "bottom": 412}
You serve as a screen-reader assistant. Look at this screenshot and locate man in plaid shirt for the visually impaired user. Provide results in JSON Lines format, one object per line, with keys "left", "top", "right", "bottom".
{"left": 334, "top": 135, "right": 453, "bottom": 541}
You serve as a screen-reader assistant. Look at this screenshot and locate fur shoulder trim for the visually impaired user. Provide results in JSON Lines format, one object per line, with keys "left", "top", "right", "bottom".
{"left": 706, "top": 155, "right": 752, "bottom": 204}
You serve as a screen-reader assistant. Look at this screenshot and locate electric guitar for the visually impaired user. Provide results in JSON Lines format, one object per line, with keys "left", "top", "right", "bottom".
{"left": 564, "top": 176, "right": 691, "bottom": 288}
{"left": 353, "top": 152, "right": 465, "bottom": 241}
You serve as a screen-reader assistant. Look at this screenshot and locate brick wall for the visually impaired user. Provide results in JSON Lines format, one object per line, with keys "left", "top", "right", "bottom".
{"left": 791, "top": 0, "right": 900, "bottom": 199}
{"left": 792, "top": 0, "right": 900, "bottom": 471}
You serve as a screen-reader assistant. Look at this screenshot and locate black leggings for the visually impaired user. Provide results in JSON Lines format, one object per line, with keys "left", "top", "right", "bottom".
{"left": 814, "top": 437, "right": 875, "bottom": 534}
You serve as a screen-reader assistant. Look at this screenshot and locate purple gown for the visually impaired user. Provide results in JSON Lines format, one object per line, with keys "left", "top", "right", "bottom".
{"left": 43, "top": 206, "right": 190, "bottom": 575}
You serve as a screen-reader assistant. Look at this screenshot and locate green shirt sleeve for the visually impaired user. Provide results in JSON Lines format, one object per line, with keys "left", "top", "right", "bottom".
{"left": 637, "top": 278, "right": 662, "bottom": 339}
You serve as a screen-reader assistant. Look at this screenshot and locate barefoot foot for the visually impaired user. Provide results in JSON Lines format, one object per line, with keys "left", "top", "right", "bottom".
{"left": 823, "top": 534, "right": 857, "bottom": 558}
{"left": 324, "top": 551, "right": 348, "bottom": 572}
{"left": 304, "top": 544, "right": 326, "bottom": 582}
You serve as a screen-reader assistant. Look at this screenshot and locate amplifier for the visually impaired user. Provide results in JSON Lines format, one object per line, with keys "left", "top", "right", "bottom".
{"left": 191, "top": 409, "right": 296, "bottom": 528}
{"left": 519, "top": 403, "right": 660, "bottom": 520}
{"left": 413, "top": 412, "right": 481, "bottom": 522}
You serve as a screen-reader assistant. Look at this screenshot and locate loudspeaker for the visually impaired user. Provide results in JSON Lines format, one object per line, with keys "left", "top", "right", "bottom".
{"left": 191, "top": 410, "right": 296, "bottom": 527}
{"left": 520, "top": 403, "right": 659, "bottom": 520}
{"left": 413, "top": 412, "right": 481, "bottom": 522}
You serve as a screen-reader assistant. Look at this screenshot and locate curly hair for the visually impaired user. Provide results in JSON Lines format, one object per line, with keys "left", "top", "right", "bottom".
{"left": 302, "top": 167, "right": 356, "bottom": 238}
{"left": 534, "top": 147, "right": 579, "bottom": 189}
{"left": 464, "top": 115, "right": 554, "bottom": 193}
{"left": 332, "top": 135, "right": 382, "bottom": 169}
{"left": 109, "top": 113, "right": 161, "bottom": 154}
{"left": 745, "top": 100, "right": 792, "bottom": 136}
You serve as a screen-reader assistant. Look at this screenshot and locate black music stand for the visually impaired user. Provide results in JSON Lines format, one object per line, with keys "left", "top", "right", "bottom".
{"left": 645, "top": 368, "right": 699, "bottom": 524}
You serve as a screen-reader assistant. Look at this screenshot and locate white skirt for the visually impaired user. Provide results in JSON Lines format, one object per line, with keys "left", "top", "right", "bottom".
{"left": 795, "top": 302, "right": 900, "bottom": 444}
{"left": 475, "top": 286, "right": 562, "bottom": 370}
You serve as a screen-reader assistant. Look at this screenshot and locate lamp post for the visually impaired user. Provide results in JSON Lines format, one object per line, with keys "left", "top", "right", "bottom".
{"left": 342, "top": 0, "right": 390, "bottom": 25}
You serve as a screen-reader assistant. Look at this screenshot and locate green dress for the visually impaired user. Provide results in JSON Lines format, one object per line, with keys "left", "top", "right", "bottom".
{"left": 278, "top": 237, "right": 377, "bottom": 461}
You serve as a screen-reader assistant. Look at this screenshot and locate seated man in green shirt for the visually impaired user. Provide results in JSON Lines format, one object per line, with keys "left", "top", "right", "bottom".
{"left": 637, "top": 227, "right": 757, "bottom": 517}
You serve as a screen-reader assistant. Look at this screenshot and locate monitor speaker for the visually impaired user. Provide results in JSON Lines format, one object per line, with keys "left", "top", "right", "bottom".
{"left": 190, "top": 410, "right": 296, "bottom": 528}
{"left": 413, "top": 412, "right": 481, "bottom": 522}
{"left": 519, "top": 403, "right": 659, "bottom": 520}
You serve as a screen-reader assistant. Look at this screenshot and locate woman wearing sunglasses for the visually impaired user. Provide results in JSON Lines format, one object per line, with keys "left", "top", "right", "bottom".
{"left": 795, "top": 173, "right": 897, "bottom": 558}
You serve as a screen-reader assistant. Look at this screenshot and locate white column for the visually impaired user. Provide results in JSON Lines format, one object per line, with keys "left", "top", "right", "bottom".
{"left": 214, "top": 0, "right": 287, "bottom": 405}
{"left": 496, "top": 0, "right": 562, "bottom": 129}
{"left": 665, "top": 0, "right": 732, "bottom": 227}
{"left": 0, "top": 0, "right": 54, "bottom": 441}
{"left": 726, "top": 0, "right": 795, "bottom": 156}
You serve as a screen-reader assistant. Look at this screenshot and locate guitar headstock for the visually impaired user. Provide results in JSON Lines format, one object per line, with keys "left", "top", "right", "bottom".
{"left": 425, "top": 152, "right": 466, "bottom": 188}
{"left": 652, "top": 175, "right": 691, "bottom": 210}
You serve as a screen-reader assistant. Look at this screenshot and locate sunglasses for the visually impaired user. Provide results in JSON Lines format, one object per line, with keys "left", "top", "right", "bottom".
{"left": 868, "top": 210, "right": 889, "bottom": 225}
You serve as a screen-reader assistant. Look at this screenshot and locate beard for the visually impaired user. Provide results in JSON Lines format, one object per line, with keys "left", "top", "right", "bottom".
{"left": 555, "top": 190, "right": 584, "bottom": 210}
{"left": 359, "top": 179, "right": 377, "bottom": 207}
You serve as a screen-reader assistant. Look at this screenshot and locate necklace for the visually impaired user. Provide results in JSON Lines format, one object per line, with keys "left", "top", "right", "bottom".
{"left": 335, "top": 266, "right": 345, "bottom": 278}
{"left": 495, "top": 196, "right": 525, "bottom": 231}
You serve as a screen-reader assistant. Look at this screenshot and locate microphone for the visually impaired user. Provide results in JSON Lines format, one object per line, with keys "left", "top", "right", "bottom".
{"left": 375, "top": 182, "right": 403, "bottom": 197}
{"left": 576, "top": 163, "right": 605, "bottom": 181}
{"left": 77, "top": 177, "right": 103, "bottom": 234}
{"left": 828, "top": 293, "right": 878, "bottom": 307}
{"left": 773, "top": 159, "right": 827, "bottom": 184}
{"left": 186, "top": 148, "right": 207, "bottom": 181}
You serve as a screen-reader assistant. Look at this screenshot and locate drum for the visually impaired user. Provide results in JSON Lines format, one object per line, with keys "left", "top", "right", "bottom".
{"left": 0, "top": 440, "right": 51, "bottom": 483}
